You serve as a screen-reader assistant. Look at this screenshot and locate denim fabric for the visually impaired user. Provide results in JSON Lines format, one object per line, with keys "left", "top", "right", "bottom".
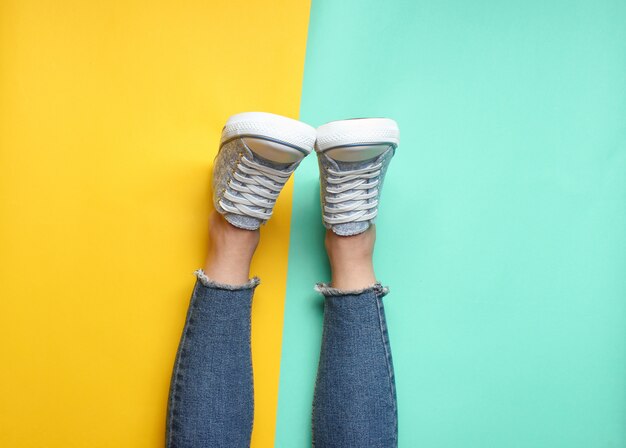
{"left": 312, "top": 282, "right": 398, "bottom": 448}
{"left": 166, "top": 273, "right": 398, "bottom": 448}
{"left": 165, "top": 272, "right": 258, "bottom": 448}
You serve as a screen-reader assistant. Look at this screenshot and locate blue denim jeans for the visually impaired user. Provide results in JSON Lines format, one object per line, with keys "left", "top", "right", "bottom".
{"left": 165, "top": 270, "right": 398, "bottom": 448}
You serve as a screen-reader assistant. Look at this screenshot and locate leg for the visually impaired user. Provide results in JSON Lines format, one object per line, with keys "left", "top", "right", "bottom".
{"left": 311, "top": 226, "right": 398, "bottom": 448}
{"left": 312, "top": 117, "right": 400, "bottom": 447}
{"left": 166, "top": 112, "right": 316, "bottom": 447}
{"left": 166, "top": 212, "right": 259, "bottom": 448}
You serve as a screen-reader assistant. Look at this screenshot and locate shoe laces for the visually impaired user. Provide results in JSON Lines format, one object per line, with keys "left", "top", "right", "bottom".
{"left": 219, "top": 155, "right": 294, "bottom": 220}
{"left": 323, "top": 161, "right": 383, "bottom": 224}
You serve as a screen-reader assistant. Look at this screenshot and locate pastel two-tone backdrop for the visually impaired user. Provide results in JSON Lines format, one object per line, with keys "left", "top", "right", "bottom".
{"left": 1, "top": 0, "right": 625, "bottom": 447}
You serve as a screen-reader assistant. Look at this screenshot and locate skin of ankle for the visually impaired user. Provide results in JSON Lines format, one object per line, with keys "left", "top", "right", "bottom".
{"left": 325, "top": 225, "right": 377, "bottom": 290}
{"left": 203, "top": 211, "right": 260, "bottom": 286}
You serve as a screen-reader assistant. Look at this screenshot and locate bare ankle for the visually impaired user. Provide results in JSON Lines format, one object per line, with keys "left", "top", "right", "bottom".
{"left": 209, "top": 212, "right": 260, "bottom": 254}
{"left": 325, "top": 226, "right": 377, "bottom": 290}
{"left": 203, "top": 212, "right": 260, "bottom": 286}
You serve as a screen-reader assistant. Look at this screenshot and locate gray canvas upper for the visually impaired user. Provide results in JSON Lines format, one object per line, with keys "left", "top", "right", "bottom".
{"left": 213, "top": 137, "right": 303, "bottom": 230}
{"left": 317, "top": 145, "right": 396, "bottom": 236}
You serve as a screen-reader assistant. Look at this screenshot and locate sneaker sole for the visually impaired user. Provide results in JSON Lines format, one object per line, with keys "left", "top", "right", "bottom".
{"left": 315, "top": 117, "right": 400, "bottom": 152}
{"left": 221, "top": 112, "right": 317, "bottom": 155}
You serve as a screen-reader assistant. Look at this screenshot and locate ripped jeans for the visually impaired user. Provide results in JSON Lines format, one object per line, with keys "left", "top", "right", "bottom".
{"left": 165, "top": 269, "right": 398, "bottom": 448}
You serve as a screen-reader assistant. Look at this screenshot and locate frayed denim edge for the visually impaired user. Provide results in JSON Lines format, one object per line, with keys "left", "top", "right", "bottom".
{"left": 193, "top": 269, "right": 260, "bottom": 290}
{"left": 314, "top": 281, "right": 389, "bottom": 298}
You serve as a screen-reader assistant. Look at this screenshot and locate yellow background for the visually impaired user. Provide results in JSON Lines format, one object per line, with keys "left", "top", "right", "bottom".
{"left": 0, "top": 0, "right": 310, "bottom": 445}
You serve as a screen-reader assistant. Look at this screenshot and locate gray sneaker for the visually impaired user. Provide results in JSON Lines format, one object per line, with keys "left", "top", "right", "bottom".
{"left": 315, "top": 118, "right": 400, "bottom": 236}
{"left": 213, "top": 112, "right": 316, "bottom": 230}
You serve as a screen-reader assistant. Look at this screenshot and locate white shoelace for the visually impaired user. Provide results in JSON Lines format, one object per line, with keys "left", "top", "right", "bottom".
{"left": 323, "top": 161, "right": 383, "bottom": 224}
{"left": 219, "top": 155, "right": 294, "bottom": 220}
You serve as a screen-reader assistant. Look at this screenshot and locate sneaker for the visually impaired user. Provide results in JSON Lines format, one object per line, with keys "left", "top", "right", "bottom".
{"left": 213, "top": 112, "right": 316, "bottom": 230}
{"left": 315, "top": 118, "right": 399, "bottom": 236}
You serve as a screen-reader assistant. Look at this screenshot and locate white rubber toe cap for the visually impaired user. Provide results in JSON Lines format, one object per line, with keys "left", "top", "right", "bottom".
{"left": 221, "top": 112, "right": 317, "bottom": 153}
{"left": 315, "top": 118, "right": 399, "bottom": 152}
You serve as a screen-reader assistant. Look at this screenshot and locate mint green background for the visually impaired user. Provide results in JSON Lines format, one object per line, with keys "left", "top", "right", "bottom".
{"left": 276, "top": 1, "right": 626, "bottom": 446}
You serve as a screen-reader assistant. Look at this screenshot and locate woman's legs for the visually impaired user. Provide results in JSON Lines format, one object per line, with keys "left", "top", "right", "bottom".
{"left": 311, "top": 226, "right": 398, "bottom": 448}
{"left": 165, "top": 213, "right": 259, "bottom": 448}
{"left": 165, "top": 112, "right": 398, "bottom": 447}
